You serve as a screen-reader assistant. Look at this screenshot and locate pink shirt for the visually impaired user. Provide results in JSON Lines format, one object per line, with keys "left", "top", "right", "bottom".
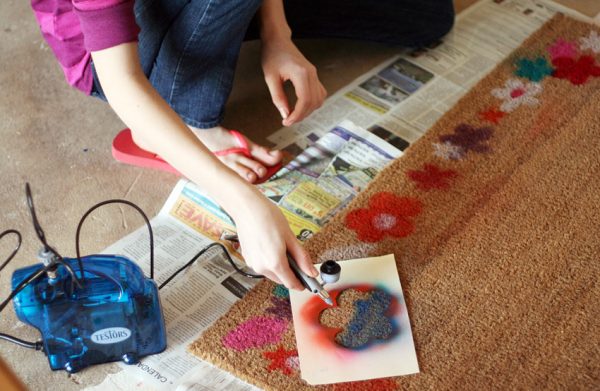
{"left": 31, "top": 0, "right": 140, "bottom": 94}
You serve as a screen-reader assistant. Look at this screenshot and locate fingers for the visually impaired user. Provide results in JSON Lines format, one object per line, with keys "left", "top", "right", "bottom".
{"left": 283, "top": 66, "right": 327, "bottom": 127}
{"left": 271, "top": 237, "right": 316, "bottom": 291}
{"left": 287, "top": 238, "right": 318, "bottom": 278}
{"left": 273, "top": 261, "right": 304, "bottom": 291}
{"left": 265, "top": 74, "right": 290, "bottom": 121}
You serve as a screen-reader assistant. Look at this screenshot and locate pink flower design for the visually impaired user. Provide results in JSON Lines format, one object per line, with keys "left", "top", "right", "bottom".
{"left": 222, "top": 316, "right": 287, "bottom": 352}
{"left": 548, "top": 39, "right": 578, "bottom": 60}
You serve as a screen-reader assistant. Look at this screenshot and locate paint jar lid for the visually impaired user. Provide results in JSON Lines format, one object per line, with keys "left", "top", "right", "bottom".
{"left": 320, "top": 260, "right": 341, "bottom": 284}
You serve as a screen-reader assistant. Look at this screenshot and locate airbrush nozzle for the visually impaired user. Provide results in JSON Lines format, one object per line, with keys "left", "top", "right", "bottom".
{"left": 318, "top": 289, "right": 333, "bottom": 306}
{"left": 287, "top": 254, "right": 333, "bottom": 305}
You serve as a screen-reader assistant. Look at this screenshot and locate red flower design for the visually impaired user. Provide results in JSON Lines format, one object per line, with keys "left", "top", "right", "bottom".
{"left": 479, "top": 107, "right": 505, "bottom": 124}
{"left": 552, "top": 55, "right": 600, "bottom": 85}
{"left": 407, "top": 163, "right": 458, "bottom": 191}
{"left": 345, "top": 192, "right": 422, "bottom": 243}
{"left": 262, "top": 346, "right": 299, "bottom": 376}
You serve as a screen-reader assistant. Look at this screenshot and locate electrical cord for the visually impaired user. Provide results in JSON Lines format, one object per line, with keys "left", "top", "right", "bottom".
{"left": 158, "top": 242, "right": 263, "bottom": 290}
{"left": 0, "top": 230, "right": 21, "bottom": 273}
{"left": 75, "top": 199, "right": 155, "bottom": 281}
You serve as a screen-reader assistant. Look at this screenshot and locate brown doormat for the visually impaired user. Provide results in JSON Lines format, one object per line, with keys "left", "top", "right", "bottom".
{"left": 189, "top": 14, "right": 600, "bottom": 390}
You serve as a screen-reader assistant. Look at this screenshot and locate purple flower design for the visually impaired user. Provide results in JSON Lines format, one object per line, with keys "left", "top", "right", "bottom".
{"left": 439, "top": 124, "right": 494, "bottom": 155}
{"left": 265, "top": 296, "right": 292, "bottom": 320}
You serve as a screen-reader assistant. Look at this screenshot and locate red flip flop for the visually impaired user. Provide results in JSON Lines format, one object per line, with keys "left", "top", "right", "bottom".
{"left": 111, "top": 129, "right": 282, "bottom": 183}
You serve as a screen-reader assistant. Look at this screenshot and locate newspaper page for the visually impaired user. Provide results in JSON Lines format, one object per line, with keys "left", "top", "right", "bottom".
{"left": 267, "top": 0, "right": 591, "bottom": 151}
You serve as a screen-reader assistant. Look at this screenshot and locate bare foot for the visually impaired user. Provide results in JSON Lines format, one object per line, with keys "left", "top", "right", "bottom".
{"left": 130, "top": 125, "right": 282, "bottom": 183}
{"left": 190, "top": 126, "right": 283, "bottom": 183}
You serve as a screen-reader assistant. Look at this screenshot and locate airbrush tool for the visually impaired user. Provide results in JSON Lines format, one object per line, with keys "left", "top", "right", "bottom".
{"left": 222, "top": 234, "right": 341, "bottom": 305}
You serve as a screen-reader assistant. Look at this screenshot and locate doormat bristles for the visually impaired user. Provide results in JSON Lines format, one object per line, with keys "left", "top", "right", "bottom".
{"left": 189, "top": 14, "right": 600, "bottom": 390}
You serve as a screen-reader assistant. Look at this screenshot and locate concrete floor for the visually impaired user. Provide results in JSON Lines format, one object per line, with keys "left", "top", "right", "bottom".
{"left": 1, "top": 0, "right": 598, "bottom": 389}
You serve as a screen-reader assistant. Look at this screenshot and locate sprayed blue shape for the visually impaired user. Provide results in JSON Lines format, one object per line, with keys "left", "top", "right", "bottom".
{"left": 335, "top": 288, "right": 398, "bottom": 350}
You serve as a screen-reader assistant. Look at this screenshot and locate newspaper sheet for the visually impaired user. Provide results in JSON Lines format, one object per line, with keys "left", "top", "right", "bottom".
{"left": 267, "top": 0, "right": 591, "bottom": 151}
{"left": 87, "top": 1, "right": 589, "bottom": 390}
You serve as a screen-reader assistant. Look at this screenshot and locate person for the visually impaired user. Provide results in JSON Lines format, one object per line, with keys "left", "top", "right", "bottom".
{"left": 30, "top": 0, "right": 454, "bottom": 290}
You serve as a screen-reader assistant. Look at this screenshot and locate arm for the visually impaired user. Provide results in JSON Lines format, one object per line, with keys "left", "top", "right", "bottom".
{"left": 259, "top": 0, "right": 327, "bottom": 126}
{"left": 91, "top": 43, "right": 317, "bottom": 288}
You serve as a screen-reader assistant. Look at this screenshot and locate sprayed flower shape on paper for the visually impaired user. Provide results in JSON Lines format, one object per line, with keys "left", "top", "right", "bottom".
{"left": 514, "top": 57, "right": 553, "bottom": 82}
{"left": 548, "top": 38, "right": 578, "bottom": 60}
{"left": 320, "top": 288, "right": 397, "bottom": 350}
{"left": 579, "top": 30, "right": 600, "bottom": 54}
{"left": 491, "top": 78, "right": 542, "bottom": 112}
{"left": 439, "top": 124, "right": 494, "bottom": 156}
{"left": 407, "top": 163, "right": 458, "bottom": 191}
{"left": 336, "top": 290, "right": 394, "bottom": 349}
{"left": 433, "top": 141, "right": 464, "bottom": 160}
{"left": 222, "top": 316, "right": 287, "bottom": 352}
{"left": 262, "top": 346, "right": 299, "bottom": 376}
{"left": 345, "top": 192, "right": 422, "bottom": 243}
{"left": 552, "top": 55, "right": 600, "bottom": 85}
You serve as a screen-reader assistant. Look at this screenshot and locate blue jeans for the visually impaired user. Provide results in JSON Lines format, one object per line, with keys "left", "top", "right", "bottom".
{"left": 92, "top": 0, "right": 454, "bottom": 128}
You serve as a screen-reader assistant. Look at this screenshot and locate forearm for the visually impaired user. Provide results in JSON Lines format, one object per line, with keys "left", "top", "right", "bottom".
{"left": 91, "top": 43, "right": 259, "bottom": 213}
{"left": 258, "top": 0, "right": 291, "bottom": 42}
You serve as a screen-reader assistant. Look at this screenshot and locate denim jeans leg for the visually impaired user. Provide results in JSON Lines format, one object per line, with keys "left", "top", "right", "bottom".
{"left": 245, "top": 0, "right": 454, "bottom": 47}
{"left": 147, "top": 0, "right": 263, "bottom": 128}
{"left": 284, "top": 0, "right": 455, "bottom": 47}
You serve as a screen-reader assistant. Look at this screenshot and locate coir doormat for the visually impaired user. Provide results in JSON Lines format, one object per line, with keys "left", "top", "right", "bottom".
{"left": 189, "top": 14, "right": 600, "bottom": 390}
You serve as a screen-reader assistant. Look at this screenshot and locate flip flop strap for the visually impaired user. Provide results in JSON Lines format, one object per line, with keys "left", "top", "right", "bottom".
{"left": 213, "top": 129, "right": 252, "bottom": 159}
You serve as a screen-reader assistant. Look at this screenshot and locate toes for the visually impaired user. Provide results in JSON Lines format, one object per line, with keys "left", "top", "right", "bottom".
{"left": 238, "top": 156, "right": 268, "bottom": 179}
{"left": 230, "top": 161, "right": 257, "bottom": 183}
{"left": 250, "top": 144, "right": 283, "bottom": 167}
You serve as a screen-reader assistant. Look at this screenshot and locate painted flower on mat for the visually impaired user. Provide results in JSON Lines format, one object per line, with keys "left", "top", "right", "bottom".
{"left": 579, "top": 30, "right": 600, "bottom": 54}
{"left": 439, "top": 124, "right": 494, "bottom": 155}
{"left": 491, "top": 78, "right": 542, "bottom": 112}
{"left": 345, "top": 192, "right": 422, "bottom": 243}
{"left": 407, "top": 163, "right": 458, "bottom": 191}
{"left": 548, "top": 38, "right": 578, "bottom": 60}
{"left": 479, "top": 107, "right": 505, "bottom": 124}
{"left": 514, "top": 57, "right": 553, "bottom": 82}
{"left": 262, "top": 346, "right": 299, "bottom": 376}
{"left": 552, "top": 55, "right": 600, "bottom": 85}
{"left": 432, "top": 141, "right": 464, "bottom": 160}
{"left": 266, "top": 296, "right": 293, "bottom": 320}
{"left": 222, "top": 316, "right": 287, "bottom": 352}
